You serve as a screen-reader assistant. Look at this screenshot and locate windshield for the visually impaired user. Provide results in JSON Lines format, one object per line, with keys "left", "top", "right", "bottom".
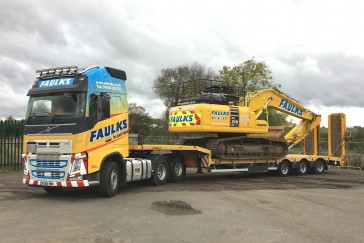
{"left": 26, "top": 92, "right": 86, "bottom": 118}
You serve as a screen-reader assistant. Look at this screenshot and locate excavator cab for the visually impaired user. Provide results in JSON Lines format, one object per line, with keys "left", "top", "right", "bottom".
{"left": 177, "top": 85, "right": 238, "bottom": 106}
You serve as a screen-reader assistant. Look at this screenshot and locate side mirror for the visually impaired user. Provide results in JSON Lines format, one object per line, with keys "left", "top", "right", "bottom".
{"left": 89, "top": 93, "right": 103, "bottom": 126}
{"left": 89, "top": 93, "right": 110, "bottom": 126}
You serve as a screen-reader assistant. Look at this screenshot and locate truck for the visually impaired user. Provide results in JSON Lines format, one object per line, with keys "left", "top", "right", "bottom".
{"left": 22, "top": 65, "right": 346, "bottom": 197}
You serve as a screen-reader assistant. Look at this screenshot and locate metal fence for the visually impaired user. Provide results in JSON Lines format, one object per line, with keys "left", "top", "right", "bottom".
{"left": 0, "top": 120, "right": 24, "bottom": 170}
{"left": 343, "top": 154, "right": 364, "bottom": 169}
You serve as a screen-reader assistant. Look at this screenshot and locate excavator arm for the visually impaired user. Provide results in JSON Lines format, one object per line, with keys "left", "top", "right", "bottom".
{"left": 247, "top": 89, "right": 321, "bottom": 146}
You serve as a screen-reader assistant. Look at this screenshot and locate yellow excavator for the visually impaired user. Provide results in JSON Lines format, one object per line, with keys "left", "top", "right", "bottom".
{"left": 169, "top": 81, "right": 321, "bottom": 160}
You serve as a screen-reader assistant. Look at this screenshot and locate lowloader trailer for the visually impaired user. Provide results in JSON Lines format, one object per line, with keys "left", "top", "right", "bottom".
{"left": 22, "top": 66, "right": 346, "bottom": 197}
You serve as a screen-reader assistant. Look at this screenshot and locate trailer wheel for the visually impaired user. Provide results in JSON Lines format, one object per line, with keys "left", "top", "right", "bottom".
{"left": 313, "top": 160, "right": 325, "bottom": 174}
{"left": 297, "top": 160, "right": 309, "bottom": 175}
{"left": 151, "top": 155, "right": 170, "bottom": 186}
{"left": 170, "top": 156, "right": 186, "bottom": 183}
{"left": 44, "top": 187, "right": 63, "bottom": 194}
{"left": 99, "top": 162, "right": 119, "bottom": 197}
{"left": 277, "top": 161, "right": 290, "bottom": 176}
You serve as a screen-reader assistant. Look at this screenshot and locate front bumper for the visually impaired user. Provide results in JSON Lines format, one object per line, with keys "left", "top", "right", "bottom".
{"left": 23, "top": 178, "right": 96, "bottom": 187}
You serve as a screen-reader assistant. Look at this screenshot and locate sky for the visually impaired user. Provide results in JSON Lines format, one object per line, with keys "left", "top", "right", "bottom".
{"left": 0, "top": 0, "right": 364, "bottom": 127}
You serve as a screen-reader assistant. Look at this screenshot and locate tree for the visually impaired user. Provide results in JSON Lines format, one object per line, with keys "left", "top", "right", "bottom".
{"left": 128, "top": 103, "right": 153, "bottom": 136}
{"left": 153, "top": 59, "right": 290, "bottom": 129}
{"left": 150, "top": 118, "right": 168, "bottom": 136}
{"left": 5, "top": 116, "right": 15, "bottom": 121}
{"left": 153, "top": 62, "right": 215, "bottom": 108}
{"left": 214, "top": 57, "right": 280, "bottom": 92}
{"left": 215, "top": 58, "right": 288, "bottom": 126}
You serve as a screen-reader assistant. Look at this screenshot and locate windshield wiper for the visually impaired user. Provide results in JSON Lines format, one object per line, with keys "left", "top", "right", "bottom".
{"left": 27, "top": 115, "right": 52, "bottom": 124}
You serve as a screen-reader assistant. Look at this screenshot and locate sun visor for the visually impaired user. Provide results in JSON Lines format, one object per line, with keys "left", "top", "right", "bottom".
{"left": 27, "top": 76, "right": 88, "bottom": 95}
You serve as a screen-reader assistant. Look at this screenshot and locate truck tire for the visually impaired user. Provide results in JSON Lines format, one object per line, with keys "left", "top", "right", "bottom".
{"left": 169, "top": 156, "right": 186, "bottom": 183}
{"left": 313, "top": 160, "right": 325, "bottom": 174}
{"left": 297, "top": 160, "right": 309, "bottom": 175}
{"left": 277, "top": 161, "right": 290, "bottom": 177}
{"left": 44, "top": 187, "right": 63, "bottom": 194}
{"left": 151, "top": 155, "right": 170, "bottom": 186}
{"left": 99, "top": 162, "right": 119, "bottom": 197}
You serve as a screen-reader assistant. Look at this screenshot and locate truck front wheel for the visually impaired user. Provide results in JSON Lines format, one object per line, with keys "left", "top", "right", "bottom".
{"left": 99, "top": 162, "right": 119, "bottom": 197}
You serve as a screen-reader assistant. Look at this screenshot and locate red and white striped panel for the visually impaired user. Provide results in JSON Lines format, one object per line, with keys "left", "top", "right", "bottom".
{"left": 23, "top": 179, "right": 90, "bottom": 187}
{"left": 200, "top": 155, "right": 210, "bottom": 168}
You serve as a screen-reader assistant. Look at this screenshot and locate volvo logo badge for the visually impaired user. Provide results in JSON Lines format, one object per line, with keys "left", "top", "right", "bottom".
{"left": 37, "top": 124, "right": 62, "bottom": 134}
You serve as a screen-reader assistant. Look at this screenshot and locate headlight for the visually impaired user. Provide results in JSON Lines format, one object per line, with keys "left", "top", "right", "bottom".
{"left": 70, "top": 158, "right": 82, "bottom": 174}
{"left": 22, "top": 154, "right": 29, "bottom": 177}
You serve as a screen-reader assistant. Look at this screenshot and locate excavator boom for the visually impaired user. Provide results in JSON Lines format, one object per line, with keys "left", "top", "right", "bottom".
{"left": 247, "top": 89, "right": 321, "bottom": 146}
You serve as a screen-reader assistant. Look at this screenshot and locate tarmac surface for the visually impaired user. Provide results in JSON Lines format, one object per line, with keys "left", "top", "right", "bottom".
{"left": 0, "top": 168, "right": 364, "bottom": 242}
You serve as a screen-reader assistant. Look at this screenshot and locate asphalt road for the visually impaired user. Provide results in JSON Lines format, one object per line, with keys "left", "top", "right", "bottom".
{"left": 0, "top": 168, "right": 364, "bottom": 243}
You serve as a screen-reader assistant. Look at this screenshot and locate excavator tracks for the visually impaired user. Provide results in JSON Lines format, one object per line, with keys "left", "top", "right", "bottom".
{"left": 179, "top": 136, "right": 288, "bottom": 160}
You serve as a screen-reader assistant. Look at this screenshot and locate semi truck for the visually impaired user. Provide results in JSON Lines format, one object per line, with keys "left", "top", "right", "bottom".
{"left": 22, "top": 65, "right": 346, "bottom": 197}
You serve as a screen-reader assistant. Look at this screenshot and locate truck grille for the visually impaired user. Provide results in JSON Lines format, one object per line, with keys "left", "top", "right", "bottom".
{"left": 31, "top": 171, "right": 65, "bottom": 179}
{"left": 29, "top": 160, "right": 68, "bottom": 168}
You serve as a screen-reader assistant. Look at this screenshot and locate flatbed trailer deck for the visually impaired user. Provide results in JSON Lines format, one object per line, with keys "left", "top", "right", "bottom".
{"left": 129, "top": 144, "right": 342, "bottom": 176}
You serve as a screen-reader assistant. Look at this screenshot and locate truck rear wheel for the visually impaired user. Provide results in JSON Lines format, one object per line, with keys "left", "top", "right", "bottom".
{"left": 151, "top": 155, "right": 169, "bottom": 186}
{"left": 313, "top": 160, "right": 325, "bottom": 174}
{"left": 99, "top": 162, "right": 119, "bottom": 197}
{"left": 277, "top": 161, "right": 290, "bottom": 176}
{"left": 170, "top": 156, "right": 186, "bottom": 183}
{"left": 297, "top": 160, "right": 308, "bottom": 175}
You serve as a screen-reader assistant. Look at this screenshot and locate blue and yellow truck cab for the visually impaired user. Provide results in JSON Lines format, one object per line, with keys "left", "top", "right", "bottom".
{"left": 23, "top": 66, "right": 151, "bottom": 196}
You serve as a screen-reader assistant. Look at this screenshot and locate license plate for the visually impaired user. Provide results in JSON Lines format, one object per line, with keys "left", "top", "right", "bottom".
{"left": 41, "top": 181, "right": 54, "bottom": 186}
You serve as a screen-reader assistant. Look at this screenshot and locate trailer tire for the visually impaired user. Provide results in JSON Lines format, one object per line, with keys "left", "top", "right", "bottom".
{"left": 151, "top": 155, "right": 169, "bottom": 186}
{"left": 170, "top": 156, "right": 186, "bottom": 183}
{"left": 313, "top": 160, "right": 325, "bottom": 174}
{"left": 277, "top": 161, "right": 290, "bottom": 177}
{"left": 297, "top": 160, "right": 309, "bottom": 175}
{"left": 44, "top": 187, "right": 63, "bottom": 194}
{"left": 99, "top": 162, "right": 119, "bottom": 197}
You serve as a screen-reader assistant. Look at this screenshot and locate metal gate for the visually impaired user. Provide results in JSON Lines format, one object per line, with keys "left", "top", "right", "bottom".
{"left": 0, "top": 120, "right": 24, "bottom": 170}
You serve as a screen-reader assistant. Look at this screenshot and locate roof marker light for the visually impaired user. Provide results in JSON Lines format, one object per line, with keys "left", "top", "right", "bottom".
{"left": 62, "top": 67, "right": 70, "bottom": 73}
{"left": 48, "top": 68, "right": 55, "bottom": 75}
{"left": 36, "top": 70, "right": 41, "bottom": 79}
{"left": 69, "top": 66, "right": 78, "bottom": 74}
{"left": 55, "top": 67, "right": 62, "bottom": 75}
{"left": 41, "top": 69, "right": 49, "bottom": 76}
